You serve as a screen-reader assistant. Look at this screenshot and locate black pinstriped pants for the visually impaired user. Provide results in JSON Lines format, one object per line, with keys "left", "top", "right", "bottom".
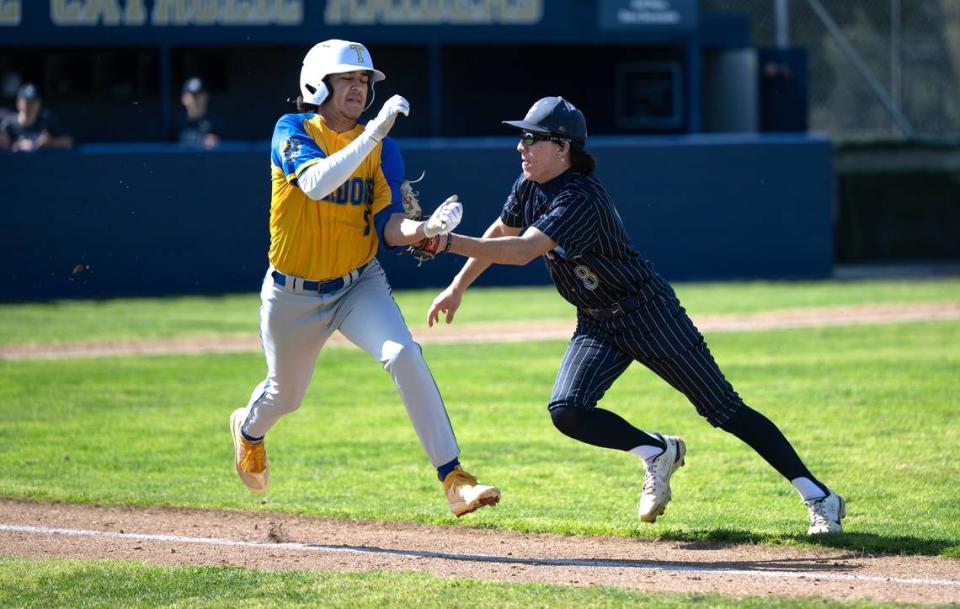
{"left": 548, "top": 279, "right": 743, "bottom": 428}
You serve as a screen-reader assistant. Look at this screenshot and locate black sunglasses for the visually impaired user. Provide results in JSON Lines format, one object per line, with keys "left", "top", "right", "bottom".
{"left": 519, "top": 131, "right": 567, "bottom": 146}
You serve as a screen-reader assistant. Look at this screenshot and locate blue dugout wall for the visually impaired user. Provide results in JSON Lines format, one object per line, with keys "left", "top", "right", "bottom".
{"left": 2, "top": 133, "right": 832, "bottom": 302}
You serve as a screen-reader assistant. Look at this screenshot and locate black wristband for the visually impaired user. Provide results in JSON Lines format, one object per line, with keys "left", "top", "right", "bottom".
{"left": 443, "top": 233, "right": 453, "bottom": 253}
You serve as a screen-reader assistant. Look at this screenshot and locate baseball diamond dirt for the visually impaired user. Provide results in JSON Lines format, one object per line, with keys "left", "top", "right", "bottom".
{"left": 1, "top": 500, "right": 959, "bottom": 605}
{"left": 2, "top": 301, "right": 959, "bottom": 604}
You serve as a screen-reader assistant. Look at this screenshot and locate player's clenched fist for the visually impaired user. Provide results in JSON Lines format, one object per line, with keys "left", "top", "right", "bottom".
{"left": 365, "top": 95, "right": 410, "bottom": 141}
{"left": 423, "top": 195, "right": 462, "bottom": 238}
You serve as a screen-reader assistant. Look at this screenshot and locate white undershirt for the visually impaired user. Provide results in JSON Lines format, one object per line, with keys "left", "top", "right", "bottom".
{"left": 297, "top": 131, "right": 378, "bottom": 200}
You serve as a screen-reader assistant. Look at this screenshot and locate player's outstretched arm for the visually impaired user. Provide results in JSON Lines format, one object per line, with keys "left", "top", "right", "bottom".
{"left": 448, "top": 226, "right": 554, "bottom": 266}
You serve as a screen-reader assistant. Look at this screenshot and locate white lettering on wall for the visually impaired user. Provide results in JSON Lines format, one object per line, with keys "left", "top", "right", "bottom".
{"left": 0, "top": 0, "right": 21, "bottom": 26}
{"left": 325, "top": 0, "right": 543, "bottom": 25}
{"left": 618, "top": 0, "right": 680, "bottom": 25}
{"left": 46, "top": 0, "right": 301, "bottom": 26}
{"left": 124, "top": 0, "right": 146, "bottom": 23}
{"left": 51, "top": 0, "right": 85, "bottom": 24}
{"left": 153, "top": 0, "right": 300, "bottom": 25}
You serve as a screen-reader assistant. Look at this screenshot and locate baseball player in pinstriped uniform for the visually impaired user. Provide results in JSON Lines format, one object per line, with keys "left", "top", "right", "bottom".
{"left": 230, "top": 39, "right": 499, "bottom": 517}
{"left": 427, "top": 97, "right": 844, "bottom": 534}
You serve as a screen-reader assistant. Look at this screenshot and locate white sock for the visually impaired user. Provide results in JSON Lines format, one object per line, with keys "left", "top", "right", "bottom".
{"left": 629, "top": 444, "right": 665, "bottom": 462}
{"left": 792, "top": 477, "right": 827, "bottom": 502}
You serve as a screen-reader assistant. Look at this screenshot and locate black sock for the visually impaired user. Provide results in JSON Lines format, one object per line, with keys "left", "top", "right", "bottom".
{"left": 719, "top": 405, "right": 828, "bottom": 494}
{"left": 549, "top": 406, "right": 664, "bottom": 452}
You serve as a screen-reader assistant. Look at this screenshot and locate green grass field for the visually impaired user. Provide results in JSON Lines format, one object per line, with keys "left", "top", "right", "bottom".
{"left": 0, "top": 280, "right": 958, "bottom": 608}
{"left": 0, "top": 557, "right": 944, "bottom": 609}
{"left": 1, "top": 278, "right": 959, "bottom": 345}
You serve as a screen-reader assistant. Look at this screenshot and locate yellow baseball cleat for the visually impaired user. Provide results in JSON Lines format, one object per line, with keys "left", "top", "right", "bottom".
{"left": 443, "top": 466, "right": 500, "bottom": 517}
{"left": 230, "top": 408, "right": 269, "bottom": 495}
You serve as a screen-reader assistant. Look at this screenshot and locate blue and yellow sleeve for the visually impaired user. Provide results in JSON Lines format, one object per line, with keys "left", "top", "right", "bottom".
{"left": 373, "top": 136, "right": 406, "bottom": 249}
{"left": 270, "top": 114, "right": 327, "bottom": 184}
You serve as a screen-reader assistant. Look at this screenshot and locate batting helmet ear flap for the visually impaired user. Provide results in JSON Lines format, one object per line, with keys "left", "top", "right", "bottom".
{"left": 303, "top": 81, "right": 329, "bottom": 105}
{"left": 317, "top": 77, "right": 332, "bottom": 105}
{"left": 300, "top": 62, "right": 330, "bottom": 106}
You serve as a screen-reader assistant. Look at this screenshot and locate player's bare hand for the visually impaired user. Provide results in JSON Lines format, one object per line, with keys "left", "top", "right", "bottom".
{"left": 428, "top": 286, "right": 462, "bottom": 327}
{"left": 423, "top": 195, "right": 462, "bottom": 238}
{"left": 365, "top": 94, "right": 410, "bottom": 141}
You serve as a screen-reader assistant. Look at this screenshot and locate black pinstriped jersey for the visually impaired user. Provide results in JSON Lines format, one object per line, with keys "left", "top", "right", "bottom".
{"left": 500, "top": 169, "right": 658, "bottom": 309}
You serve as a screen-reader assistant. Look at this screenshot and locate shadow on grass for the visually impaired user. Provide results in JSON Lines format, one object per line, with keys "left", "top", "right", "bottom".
{"left": 644, "top": 528, "right": 960, "bottom": 557}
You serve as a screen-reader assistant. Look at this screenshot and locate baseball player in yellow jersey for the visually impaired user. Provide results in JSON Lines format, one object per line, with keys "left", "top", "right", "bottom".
{"left": 230, "top": 39, "right": 500, "bottom": 517}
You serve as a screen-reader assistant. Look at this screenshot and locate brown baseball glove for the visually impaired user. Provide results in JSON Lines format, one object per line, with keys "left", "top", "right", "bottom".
{"left": 408, "top": 233, "right": 451, "bottom": 265}
{"left": 400, "top": 177, "right": 423, "bottom": 221}
{"left": 400, "top": 175, "right": 451, "bottom": 265}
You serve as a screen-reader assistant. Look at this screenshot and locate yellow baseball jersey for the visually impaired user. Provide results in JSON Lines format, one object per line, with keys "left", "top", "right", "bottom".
{"left": 268, "top": 113, "right": 405, "bottom": 280}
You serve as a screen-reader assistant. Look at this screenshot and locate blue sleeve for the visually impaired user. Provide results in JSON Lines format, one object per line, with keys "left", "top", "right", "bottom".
{"left": 374, "top": 136, "right": 406, "bottom": 249}
{"left": 499, "top": 175, "right": 527, "bottom": 228}
{"left": 270, "top": 114, "right": 327, "bottom": 184}
{"left": 531, "top": 193, "right": 598, "bottom": 257}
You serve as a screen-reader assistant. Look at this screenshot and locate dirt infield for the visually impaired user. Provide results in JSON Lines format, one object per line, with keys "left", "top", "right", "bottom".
{"left": 3, "top": 301, "right": 959, "bottom": 360}
{"left": 2, "top": 500, "right": 958, "bottom": 604}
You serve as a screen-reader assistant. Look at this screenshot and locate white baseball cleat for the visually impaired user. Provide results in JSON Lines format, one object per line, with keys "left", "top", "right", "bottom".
{"left": 443, "top": 466, "right": 500, "bottom": 517}
{"left": 805, "top": 490, "right": 845, "bottom": 534}
{"left": 638, "top": 434, "right": 686, "bottom": 523}
{"left": 230, "top": 408, "right": 269, "bottom": 495}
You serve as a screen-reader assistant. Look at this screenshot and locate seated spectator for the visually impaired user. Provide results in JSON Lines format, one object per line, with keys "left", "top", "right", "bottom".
{"left": 0, "top": 83, "right": 73, "bottom": 152}
{"left": 177, "top": 77, "right": 222, "bottom": 149}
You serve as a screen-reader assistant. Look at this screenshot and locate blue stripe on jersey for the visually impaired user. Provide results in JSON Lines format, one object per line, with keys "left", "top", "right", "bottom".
{"left": 500, "top": 169, "right": 656, "bottom": 309}
{"left": 379, "top": 136, "right": 405, "bottom": 211}
{"left": 375, "top": 136, "right": 406, "bottom": 249}
{"left": 271, "top": 113, "right": 327, "bottom": 182}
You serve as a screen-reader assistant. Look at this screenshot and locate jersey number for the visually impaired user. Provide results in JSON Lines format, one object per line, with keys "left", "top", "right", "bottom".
{"left": 574, "top": 265, "right": 599, "bottom": 290}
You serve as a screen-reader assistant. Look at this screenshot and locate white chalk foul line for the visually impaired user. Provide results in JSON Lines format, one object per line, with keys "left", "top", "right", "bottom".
{"left": 2, "top": 523, "right": 959, "bottom": 588}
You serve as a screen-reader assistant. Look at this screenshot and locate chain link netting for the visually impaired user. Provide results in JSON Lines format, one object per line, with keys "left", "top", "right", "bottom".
{"left": 703, "top": 0, "right": 960, "bottom": 139}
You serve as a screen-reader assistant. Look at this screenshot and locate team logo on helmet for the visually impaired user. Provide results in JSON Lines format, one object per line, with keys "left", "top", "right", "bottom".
{"left": 349, "top": 44, "right": 366, "bottom": 64}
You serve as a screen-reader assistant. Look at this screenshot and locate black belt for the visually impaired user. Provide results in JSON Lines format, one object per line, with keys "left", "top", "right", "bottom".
{"left": 581, "top": 295, "right": 644, "bottom": 321}
{"left": 271, "top": 264, "right": 366, "bottom": 294}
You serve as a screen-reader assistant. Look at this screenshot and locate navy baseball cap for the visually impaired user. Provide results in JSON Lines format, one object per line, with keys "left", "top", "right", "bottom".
{"left": 16, "top": 83, "right": 39, "bottom": 101}
{"left": 182, "top": 77, "right": 206, "bottom": 95}
{"left": 503, "top": 96, "right": 587, "bottom": 144}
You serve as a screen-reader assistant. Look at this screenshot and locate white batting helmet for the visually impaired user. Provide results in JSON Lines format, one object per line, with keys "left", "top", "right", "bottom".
{"left": 299, "top": 39, "right": 386, "bottom": 106}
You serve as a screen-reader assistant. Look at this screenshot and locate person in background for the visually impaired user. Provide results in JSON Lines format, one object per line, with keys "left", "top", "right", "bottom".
{"left": 177, "top": 77, "right": 222, "bottom": 149}
{"left": 0, "top": 83, "right": 73, "bottom": 153}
